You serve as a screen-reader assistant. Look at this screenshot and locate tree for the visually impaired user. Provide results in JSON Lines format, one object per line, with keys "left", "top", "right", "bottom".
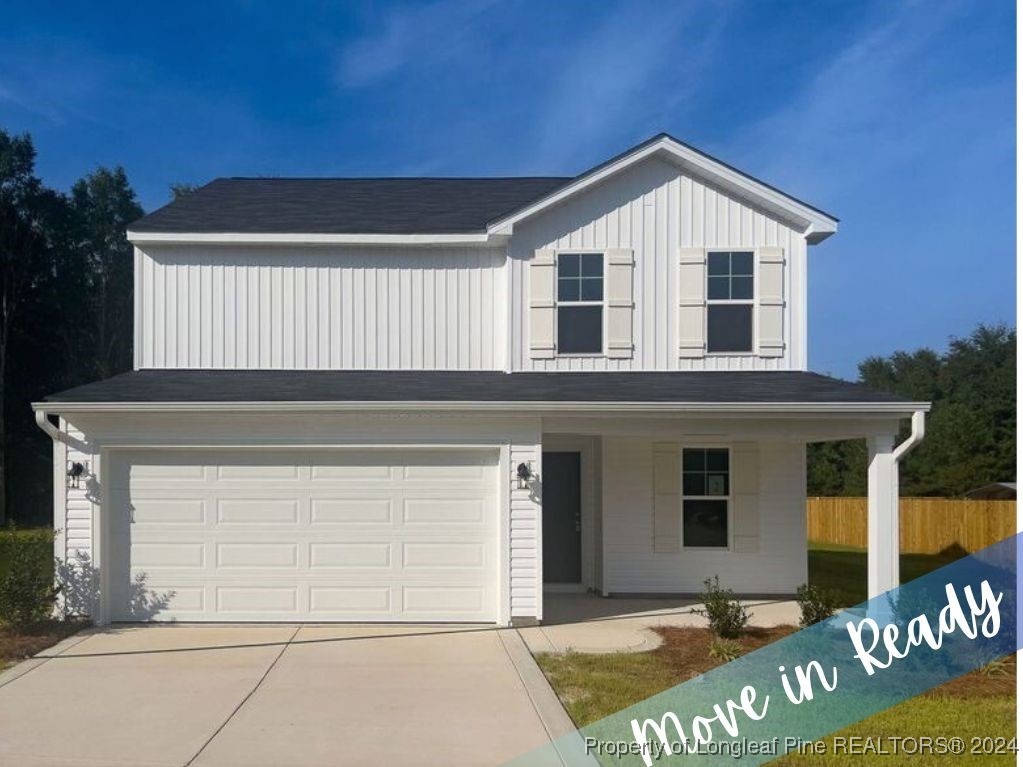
{"left": 169, "top": 182, "right": 196, "bottom": 200}
{"left": 808, "top": 324, "right": 1016, "bottom": 497}
{"left": 68, "top": 168, "right": 143, "bottom": 379}
{"left": 0, "top": 131, "right": 59, "bottom": 523}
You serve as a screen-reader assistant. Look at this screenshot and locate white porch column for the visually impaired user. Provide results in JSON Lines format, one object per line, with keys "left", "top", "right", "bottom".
{"left": 866, "top": 434, "right": 899, "bottom": 598}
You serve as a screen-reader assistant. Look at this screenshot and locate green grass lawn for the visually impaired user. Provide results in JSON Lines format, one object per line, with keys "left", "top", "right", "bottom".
{"left": 808, "top": 541, "right": 965, "bottom": 606}
{"left": 536, "top": 543, "right": 1014, "bottom": 765}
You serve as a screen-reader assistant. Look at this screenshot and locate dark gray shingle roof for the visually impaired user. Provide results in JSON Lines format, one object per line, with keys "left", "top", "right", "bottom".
{"left": 130, "top": 177, "right": 570, "bottom": 235}
{"left": 44, "top": 370, "right": 912, "bottom": 406}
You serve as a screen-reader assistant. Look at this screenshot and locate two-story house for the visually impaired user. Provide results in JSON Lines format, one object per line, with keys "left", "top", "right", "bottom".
{"left": 35, "top": 134, "right": 928, "bottom": 625}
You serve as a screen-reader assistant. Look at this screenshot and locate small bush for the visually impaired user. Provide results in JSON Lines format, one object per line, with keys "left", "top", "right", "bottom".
{"left": 696, "top": 576, "right": 750, "bottom": 638}
{"left": 796, "top": 583, "right": 839, "bottom": 627}
{"left": 0, "top": 526, "right": 60, "bottom": 628}
{"left": 708, "top": 638, "right": 742, "bottom": 664}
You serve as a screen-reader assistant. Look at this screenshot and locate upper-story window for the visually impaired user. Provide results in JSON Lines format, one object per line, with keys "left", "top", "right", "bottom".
{"left": 557, "top": 253, "right": 604, "bottom": 354}
{"left": 706, "top": 251, "right": 754, "bottom": 353}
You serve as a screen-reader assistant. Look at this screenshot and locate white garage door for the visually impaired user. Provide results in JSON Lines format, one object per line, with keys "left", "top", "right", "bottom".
{"left": 109, "top": 449, "right": 500, "bottom": 622}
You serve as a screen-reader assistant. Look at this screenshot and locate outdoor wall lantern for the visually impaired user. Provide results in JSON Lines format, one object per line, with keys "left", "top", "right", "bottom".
{"left": 516, "top": 462, "right": 534, "bottom": 489}
{"left": 66, "top": 461, "right": 85, "bottom": 490}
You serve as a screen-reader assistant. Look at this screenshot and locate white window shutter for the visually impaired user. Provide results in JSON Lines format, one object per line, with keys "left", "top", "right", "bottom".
{"left": 678, "top": 247, "right": 706, "bottom": 358}
{"left": 652, "top": 442, "right": 681, "bottom": 553}
{"left": 731, "top": 442, "right": 760, "bottom": 553}
{"left": 605, "top": 248, "right": 634, "bottom": 359}
{"left": 757, "top": 247, "right": 785, "bottom": 357}
{"left": 529, "top": 249, "right": 556, "bottom": 359}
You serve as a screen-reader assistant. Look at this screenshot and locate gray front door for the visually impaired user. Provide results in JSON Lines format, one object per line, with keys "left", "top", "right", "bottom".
{"left": 542, "top": 451, "right": 582, "bottom": 583}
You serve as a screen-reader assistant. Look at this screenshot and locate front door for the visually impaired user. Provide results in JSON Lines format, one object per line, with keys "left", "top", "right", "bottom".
{"left": 542, "top": 451, "right": 582, "bottom": 584}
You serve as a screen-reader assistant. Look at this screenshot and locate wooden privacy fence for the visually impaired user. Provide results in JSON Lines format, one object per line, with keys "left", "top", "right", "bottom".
{"left": 807, "top": 497, "right": 1016, "bottom": 554}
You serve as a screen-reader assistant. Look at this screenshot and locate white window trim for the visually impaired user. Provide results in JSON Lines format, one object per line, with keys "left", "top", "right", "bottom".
{"left": 705, "top": 250, "right": 756, "bottom": 356}
{"left": 681, "top": 445, "right": 732, "bottom": 551}
{"left": 554, "top": 250, "right": 606, "bottom": 357}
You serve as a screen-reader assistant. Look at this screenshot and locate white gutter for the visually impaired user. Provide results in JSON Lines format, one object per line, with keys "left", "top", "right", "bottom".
{"left": 126, "top": 231, "right": 507, "bottom": 247}
{"left": 892, "top": 409, "right": 926, "bottom": 463}
{"left": 35, "top": 410, "right": 67, "bottom": 443}
{"left": 33, "top": 400, "right": 931, "bottom": 416}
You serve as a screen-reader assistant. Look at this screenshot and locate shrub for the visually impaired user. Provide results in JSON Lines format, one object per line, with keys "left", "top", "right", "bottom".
{"left": 696, "top": 576, "right": 750, "bottom": 638}
{"left": 795, "top": 583, "right": 839, "bottom": 627}
{"left": 708, "top": 638, "right": 742, "bottom": 664}
{"left": 0, "top": 526, "right": 60, "bottom": 628}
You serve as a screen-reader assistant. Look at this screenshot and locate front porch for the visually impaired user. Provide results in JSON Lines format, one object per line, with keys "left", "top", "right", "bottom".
{"left": 533, "top": 409, "right": 926, "bottom": 623}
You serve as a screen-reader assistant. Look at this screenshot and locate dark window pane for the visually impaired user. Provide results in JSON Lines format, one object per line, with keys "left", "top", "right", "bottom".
{"left": 558, "top": 278, "right": 579, "bottom": 302}
{"left": 557, "top": 305, "right": 602, "bottom": 354}
{"left": 682, "top": 449, "right": 705, "bottom": 471}
{"left": 732, "top": 251, "right": 754, "bottom": 275}
{"left": 707, "top": 304, "right": 753, "bottom": 353}
{"left": 708, "top": 252, "right": 730, "bottom": 276}
{"left": 682, "top": 472, "right": 706, "bottom": 496}
{"left": 731, "top": 276, "right": 754, "bottom": 300}
{"left": 581, "top": 254, "right": 603, "bottom": 277}
{"left": 558, "top": 254, "right": 580, "bottom": 278}
{"left": 683, "top": 500, "right": 728, "bottom": 547}
{"left": 707, "top": 276, "right": 730, "bottom": 300}
{"left": 706, "top": 449, "right": 729, "bottom": 471}
{"left": 579, "top": 277, "right": 603, "bottom": 301}
{"left": 707, "top": 473, "right": 728, "bottom": 496}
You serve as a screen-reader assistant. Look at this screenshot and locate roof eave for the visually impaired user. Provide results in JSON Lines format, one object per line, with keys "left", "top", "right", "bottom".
{"left": 126, "top": 231, "right": 509, "bottom": 247}
{"left": 34, "top": 400, "right": 931, "bottom": 416}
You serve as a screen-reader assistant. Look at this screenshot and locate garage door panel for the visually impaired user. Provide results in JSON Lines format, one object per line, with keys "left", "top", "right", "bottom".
{"left": 402, "top": 542, "right": 485, "bottom": 568}
{"left": 309, "top": 587, "right": 392, "bottom": 615}
{"left": 130, "top": 498, "right": 207, "bottom": 525}
{"left": 115, "top": 449, "right": 499, "bottom": 622}
{"left": 403, "top": 499, "right": 487, "bottom": 525}
{"left": 216, "top": 587, "right": 298, "bottom": 614}
{"left": 309, "top": 498, "right": 393, "bottom": 524}
{"left": 132, "top": 542, "right": 206, "bottom": 569}
{"left": 216, "top": 499, "right": 300, "bottom": 525}
{"left": 215, "top": 542, "right": 299, "bottom": 569}
{"left": 310, "top": 542, "right": 392, "bottom": 569}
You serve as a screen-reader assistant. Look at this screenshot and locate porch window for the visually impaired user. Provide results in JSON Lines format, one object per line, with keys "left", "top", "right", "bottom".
{"left": 556, "top": 253, "right": 604, "bottom": 354}
{"left": 681, "top": 447, "right": 729, "bottom": 548}
{"left": 706, "top": 251, "right": 754, "bottom": 353}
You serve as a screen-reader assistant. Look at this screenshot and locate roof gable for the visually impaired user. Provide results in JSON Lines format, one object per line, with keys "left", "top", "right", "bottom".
{"left": 487, "top": 134, "right": 838, "bottom": 243}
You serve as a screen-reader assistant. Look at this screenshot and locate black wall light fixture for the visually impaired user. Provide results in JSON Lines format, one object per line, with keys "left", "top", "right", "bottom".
{"left": 67, "top": 461, "right": 85, "bottom": 489}
{"left": 516, "top": 462, "right": 533, "bottom": 489}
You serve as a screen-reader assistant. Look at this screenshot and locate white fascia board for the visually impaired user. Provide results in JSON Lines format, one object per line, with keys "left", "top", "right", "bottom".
{"left": 487, "top": 137, "right": 838, "bottom": 242}
{"left": 33, "top": 400, "right": 931, "bottom": 416}
{"left": 126, "top": 231, "right": 504, "bottom": 247}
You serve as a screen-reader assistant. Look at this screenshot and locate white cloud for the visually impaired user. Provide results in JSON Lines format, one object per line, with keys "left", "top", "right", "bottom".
{"left": 336, "top": 0, "right": 502, "bottom": 88}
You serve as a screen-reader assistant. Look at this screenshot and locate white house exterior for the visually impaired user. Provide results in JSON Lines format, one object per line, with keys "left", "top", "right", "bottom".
{"left": 35, "top": 134, "right": 928, "bottom": 625}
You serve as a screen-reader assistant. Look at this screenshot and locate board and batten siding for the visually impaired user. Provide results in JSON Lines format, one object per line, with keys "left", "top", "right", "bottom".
{"left": 508, "top": 156, "right": 808, "bottom": 371}
{"left": 601, "top": 436, "right": 807, "bottom": 594}
{"left": 134, "top": 245, "right": 507, "bottom": 370}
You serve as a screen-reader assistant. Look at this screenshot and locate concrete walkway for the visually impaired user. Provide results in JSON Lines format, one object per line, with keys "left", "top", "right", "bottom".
{"left": 520, "top": 593, "right": 800, "bottom": 654}
{"left": 0, "top": 624, "right": 574, "bottom": 767}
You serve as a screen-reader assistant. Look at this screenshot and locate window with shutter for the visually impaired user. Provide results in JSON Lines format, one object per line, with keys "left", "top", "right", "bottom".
{"left": 706, "top": 251, "right": 754, "bottom": 354}
{"left": 556, "top": 253, "right": 604, "bottom": 354}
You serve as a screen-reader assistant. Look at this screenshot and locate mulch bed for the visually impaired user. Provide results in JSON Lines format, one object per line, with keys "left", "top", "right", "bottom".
{"left": 0, "top": 619, "right": 88, "bottom": 668}
{"left": 649, "top": 625, "right": 1015, "bottom": 697}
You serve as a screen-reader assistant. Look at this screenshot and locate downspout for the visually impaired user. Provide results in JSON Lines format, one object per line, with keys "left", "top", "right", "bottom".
{"left": 893, "top": 410, "right": 926, "bottom": 463}
{"left": 879, "top": 409, "right": 926, "bottom": 599}
{"left": 35, "top": 409, "right": 68, "bottom": 444}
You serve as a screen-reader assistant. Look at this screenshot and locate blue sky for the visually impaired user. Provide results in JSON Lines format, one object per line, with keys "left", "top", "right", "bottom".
{"left": 0, "top": 0, "right": 1014, "bottom": 377}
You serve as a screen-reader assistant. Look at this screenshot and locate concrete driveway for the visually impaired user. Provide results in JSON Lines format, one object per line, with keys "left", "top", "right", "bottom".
{"left": 0, "top": 625, "right": 573, "bottom": 767}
